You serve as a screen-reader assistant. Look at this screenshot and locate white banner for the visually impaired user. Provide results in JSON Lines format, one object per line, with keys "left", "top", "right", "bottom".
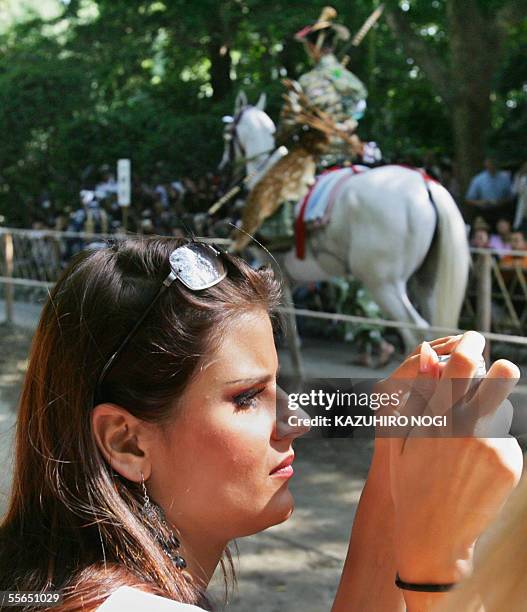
{"left": 117, "top": 158, "right": 131, "bottom": 207}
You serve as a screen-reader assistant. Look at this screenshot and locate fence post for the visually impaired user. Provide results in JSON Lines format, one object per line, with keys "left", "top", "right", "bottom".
{"left": 476, "top": 251, "right": 492, "bottom": 363}
{"left": 3, "top": 232, "right": 14, "bottom": 325}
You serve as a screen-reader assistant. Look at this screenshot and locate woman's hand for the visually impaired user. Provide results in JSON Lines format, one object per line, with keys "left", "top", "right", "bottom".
{"left": 388, "top": 332, "right": 522, "bottom": 609}
{"left": 332, "top": 333, "right": 522, "bottom": 612}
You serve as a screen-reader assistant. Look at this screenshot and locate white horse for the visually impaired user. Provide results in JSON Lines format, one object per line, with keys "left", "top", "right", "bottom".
{"left": 221, "top": 93, "right": 470, "bottom": 359}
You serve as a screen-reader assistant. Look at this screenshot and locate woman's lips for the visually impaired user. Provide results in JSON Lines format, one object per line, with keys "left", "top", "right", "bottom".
{"left": 270, "top": 464, "right": 294, "bottom": 478}
{"left": 270, "top": 453, "right": 295, "bottom": 477}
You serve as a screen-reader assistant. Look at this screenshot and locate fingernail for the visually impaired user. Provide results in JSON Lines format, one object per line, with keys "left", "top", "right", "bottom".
{"left": 419, "top": 341, "right": 434, "bottom": 373}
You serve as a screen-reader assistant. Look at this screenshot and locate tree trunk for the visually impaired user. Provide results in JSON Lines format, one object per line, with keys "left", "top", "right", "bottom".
{"left": 446, "top": 0, "right": 500, "bottom": 196}
{"left": 450, "top": 92, "right": 492, "bottom": 200}
{"left": 209, "top": 38, "right": 232, "bottom": 102}
{"left": 385, "top": 0, "right": 507, "bottom": 197}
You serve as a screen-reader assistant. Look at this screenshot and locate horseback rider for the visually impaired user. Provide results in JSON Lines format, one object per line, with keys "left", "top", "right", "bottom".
{"left": 292, "top": 6, "right": 368, "bottom": 165}
{"left": 229, "top": 6, "right": 378, "bottom": 251}
{"left": 297, "top": 8, "right": 367, "bottom": 128}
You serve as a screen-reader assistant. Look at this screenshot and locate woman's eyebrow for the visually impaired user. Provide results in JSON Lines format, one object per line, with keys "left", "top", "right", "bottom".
{"left": 226, "top": 363, "right": 280, "bottom": 385}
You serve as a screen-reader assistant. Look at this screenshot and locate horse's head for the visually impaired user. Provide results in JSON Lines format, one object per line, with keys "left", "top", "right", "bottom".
{"left": 218, "top": 91, "right": 276, "bottom": 172}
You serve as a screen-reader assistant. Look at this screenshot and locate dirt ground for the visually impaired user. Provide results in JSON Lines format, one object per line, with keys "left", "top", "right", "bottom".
{"left": 0, "top": 324, "right": 30, "bottom": 525}
{"left": 0, "top": 324, "right": 377, "bottom": 612}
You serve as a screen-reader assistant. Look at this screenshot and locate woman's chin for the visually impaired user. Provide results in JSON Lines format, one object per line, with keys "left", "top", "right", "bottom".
{"left": 265, "top": 488, "right": 295, "bottom": 527}
{"left": 241, "top": 490, "right": 295, "bottom": 536}
{"left": 276, "top": 502, "right": 294, "bottom": 525}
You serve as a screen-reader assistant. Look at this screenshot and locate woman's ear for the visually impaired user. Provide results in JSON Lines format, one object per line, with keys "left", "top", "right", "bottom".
{"left": 91, "top": 403, "right": 152, "bottom": 483}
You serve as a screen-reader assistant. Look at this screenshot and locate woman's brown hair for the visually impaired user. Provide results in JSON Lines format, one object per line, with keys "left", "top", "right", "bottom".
{"left": 0, "top": 237, "right": 282, "bottom": 610}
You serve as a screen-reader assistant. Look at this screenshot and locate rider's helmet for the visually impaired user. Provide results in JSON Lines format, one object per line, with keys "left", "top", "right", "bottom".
{"left": 294, "top": 6, "right": 350, "bottom": 53}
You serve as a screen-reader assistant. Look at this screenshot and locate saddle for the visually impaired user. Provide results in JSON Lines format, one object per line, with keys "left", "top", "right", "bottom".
{"left": 254, "top": 163, "right": 371, "bottom": 255}
{"left": 295, "top": 164, "right": 368, "bottom": 258}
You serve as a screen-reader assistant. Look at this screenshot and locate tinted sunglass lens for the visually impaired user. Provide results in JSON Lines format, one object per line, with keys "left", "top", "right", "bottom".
{"left": 169, "top": 243, "right": 226, "bottom": 290}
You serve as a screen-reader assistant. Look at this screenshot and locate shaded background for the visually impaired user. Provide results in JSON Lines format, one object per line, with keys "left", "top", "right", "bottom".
{"left": 0, "top": 0, "right": 526, "bottom": 226}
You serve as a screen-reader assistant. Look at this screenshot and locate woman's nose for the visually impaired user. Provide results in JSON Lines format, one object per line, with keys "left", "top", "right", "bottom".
{"left": 274, "top": 385, "right": 311, "bottom": 440}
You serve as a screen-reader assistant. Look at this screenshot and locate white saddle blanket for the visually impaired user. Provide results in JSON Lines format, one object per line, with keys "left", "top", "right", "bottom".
{"left": 296, "top": 166, "right": 369, "bottom": 224}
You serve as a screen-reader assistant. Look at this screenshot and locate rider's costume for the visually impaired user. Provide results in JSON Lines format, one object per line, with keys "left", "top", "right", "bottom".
{"left": 231, "top": 6, "right": 367, "bottom": 250}
{"left": 298, "top": 52, "right": 367, "bottom": 166}
{"left": 299, "top": 53, "right": 368, "bottom": 129}
{"left": 293, "top": 6, "right": 367, "bottom": 166}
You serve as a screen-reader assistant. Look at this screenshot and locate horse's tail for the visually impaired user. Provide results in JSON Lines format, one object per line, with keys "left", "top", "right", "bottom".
{"left": 426, "top": 181, "right": 470, "bottom": 329}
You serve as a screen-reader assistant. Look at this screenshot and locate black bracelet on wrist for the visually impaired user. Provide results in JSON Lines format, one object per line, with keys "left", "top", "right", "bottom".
{"left": 395, "top": 573, "right": 456, "bottom": 593}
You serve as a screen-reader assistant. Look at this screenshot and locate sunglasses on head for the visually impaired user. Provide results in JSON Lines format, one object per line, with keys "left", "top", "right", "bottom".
{"left": 94, "top": 241, "right": 227, "bottom": 405}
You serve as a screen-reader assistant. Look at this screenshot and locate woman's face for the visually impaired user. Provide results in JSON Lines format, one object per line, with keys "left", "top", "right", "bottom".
{"left": 147, "top": 309, "right": 307, "bottom": 544}
{"left": 472, "top": 229, "right": 489, "bottom": 248}
{"left": 496, "top": 219, "right": 511, "bottom": 236}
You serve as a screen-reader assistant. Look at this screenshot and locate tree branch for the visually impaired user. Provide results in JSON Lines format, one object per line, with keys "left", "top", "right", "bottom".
{"left": 383, "top": 3, "right": 454, "bottom": 107}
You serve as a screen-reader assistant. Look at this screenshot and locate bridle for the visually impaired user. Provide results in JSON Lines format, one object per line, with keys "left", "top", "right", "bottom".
{"left": 224, "top": 106, "right": 250, "bottom": 168}
{"left": 223, "top": 105, "right": 276, "bottom": 174}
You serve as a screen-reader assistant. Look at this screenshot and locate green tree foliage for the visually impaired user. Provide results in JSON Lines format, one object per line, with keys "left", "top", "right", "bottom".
{"left": 383, "top": 0, "right": 527, "bottom": 192}
{"left": 0, "top": 0, "right": 525, "bottom": 225}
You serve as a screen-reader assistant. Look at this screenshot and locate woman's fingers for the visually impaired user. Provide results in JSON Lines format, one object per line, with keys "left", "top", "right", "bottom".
{"left": 467, "top": 359, "right": 519, "bottom": 417}
{"left": 425, "top": 332, "right": 486, "bottom": 417}
{"left": 395, "top": 336, "right": 463, "bottom": 380}
{"left": 384, "top": 333, "right": 518, "bottom": 438}
{"left": 407, "top": 335, "right": 463, "bottom": 358}
{"left": 384, "top": 343, "right": 441, "bottom": 446}
{"left": 462, "top": 359, "right": 519, "bottom": 437}
{"left": 419, "top": 340, "right": 439, "bottom": 374}
{"left": 441, "top": 331, "right": 486, "bottom": 380}
{"left": 470, "top": 399, "right": 514, "bottom": 438}
{"left": 388, "top": 354, "right": 419, "bottom": 379}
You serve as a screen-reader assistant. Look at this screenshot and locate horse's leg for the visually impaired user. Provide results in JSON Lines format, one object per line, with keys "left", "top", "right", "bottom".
{"left": 365, "top": 280, "right": 429, "bottom": 353}
{"left": 281, "top": 278, "right": 305, "bottom": 381}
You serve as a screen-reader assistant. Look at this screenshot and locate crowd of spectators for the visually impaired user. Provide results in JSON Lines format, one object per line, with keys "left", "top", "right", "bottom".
{"left": 31, "top": 165, "right": 226, "bottom": 239}
{"left": 20, "top": 153, "right": 527, "bottom": 350}
{"left": 465, "top": 158, "right": 527, "bottom": 272}
{"left": 29, "top": 156, "right": 527, "bottom": 250}
{"left": 390, "top": 152, "right": 527, "bottom": 274}
{"left": 25, "top": 154, "right": 527, "bottom": 288}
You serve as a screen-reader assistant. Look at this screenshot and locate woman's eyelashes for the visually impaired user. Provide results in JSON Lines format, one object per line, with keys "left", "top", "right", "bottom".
{"left": 232, "top": 386, "right": 266, "bottom": 410}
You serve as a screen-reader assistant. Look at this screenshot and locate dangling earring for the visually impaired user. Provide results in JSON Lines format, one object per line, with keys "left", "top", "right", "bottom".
{"left": 140, "top": 471, "right": 187, "bottom": 570}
